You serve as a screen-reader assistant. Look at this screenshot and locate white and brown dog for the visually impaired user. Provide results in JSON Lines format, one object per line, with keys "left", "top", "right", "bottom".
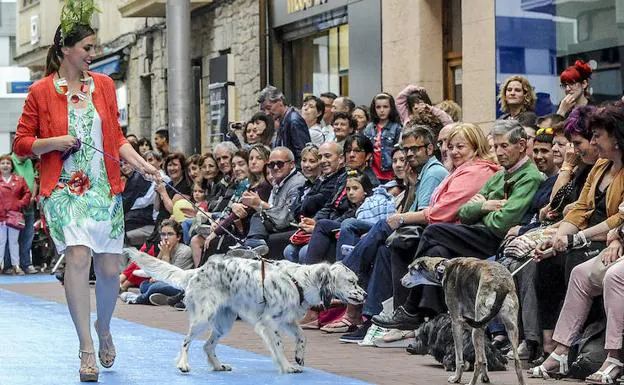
{"left": 125, "top": 247, "right": 366, "bottom": 374}
{"left": 402, "top": 256, "right": 525, "bottom": 385}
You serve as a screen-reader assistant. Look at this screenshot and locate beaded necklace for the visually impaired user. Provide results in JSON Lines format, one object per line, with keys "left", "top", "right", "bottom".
{"left": 54, "top": 72, "right": 92, "bottom": 104}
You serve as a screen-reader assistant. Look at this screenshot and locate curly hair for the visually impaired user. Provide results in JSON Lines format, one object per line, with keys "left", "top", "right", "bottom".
{"left": 409, "top": 107, "right": 444, "bottom": 140}
{"left": 498, "top": 75, "right": 537, "bottom": 114}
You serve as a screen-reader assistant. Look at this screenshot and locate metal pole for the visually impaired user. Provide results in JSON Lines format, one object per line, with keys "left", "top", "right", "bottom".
{"left": 166, "top": 0, "right": 192, "bottom": 155}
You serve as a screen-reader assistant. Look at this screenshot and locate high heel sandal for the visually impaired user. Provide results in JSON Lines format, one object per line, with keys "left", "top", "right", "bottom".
{"left": 94, "top": 320, "right": 116, "bottom": 369}
{"left": 78, "top": 350, "right": 99, "bottom": 382}
{"left": 528, "top": 351, "right": 568, "bottom": 379}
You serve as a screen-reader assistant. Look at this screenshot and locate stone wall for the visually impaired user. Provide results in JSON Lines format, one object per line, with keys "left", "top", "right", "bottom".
{"left": 125, "top": 0, "right": 261, "bottom": 152}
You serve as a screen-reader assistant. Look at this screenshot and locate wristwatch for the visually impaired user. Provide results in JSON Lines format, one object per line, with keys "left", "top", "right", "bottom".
{"left": 398, "top": 214, "right": 405, "bottom": 226}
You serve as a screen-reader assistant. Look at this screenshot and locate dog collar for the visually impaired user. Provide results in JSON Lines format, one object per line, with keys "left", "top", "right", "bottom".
{"left": 290, "top": 276, "right": 305, "bottom": 305}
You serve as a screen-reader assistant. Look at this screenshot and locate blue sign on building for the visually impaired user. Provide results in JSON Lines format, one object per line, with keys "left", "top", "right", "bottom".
{"left": 7, "top": 81, "right": 33, "bottom": 94}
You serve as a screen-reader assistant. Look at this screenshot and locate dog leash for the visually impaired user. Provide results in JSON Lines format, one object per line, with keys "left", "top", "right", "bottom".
{"left": 75, "top": 140, "right": 246, "bottom": 245}
{"left": 257, "top": 258, "right": 304, "bottom": 305}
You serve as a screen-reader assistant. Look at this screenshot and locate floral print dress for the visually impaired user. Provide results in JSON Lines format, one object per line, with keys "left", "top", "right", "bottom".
{"left": 42, "top": 80, "right": 124, "bottom": 254}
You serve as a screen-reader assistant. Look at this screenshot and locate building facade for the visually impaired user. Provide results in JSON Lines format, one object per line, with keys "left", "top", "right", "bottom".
{"left": 11, "top": 0, "right": 624, "bottom": 154}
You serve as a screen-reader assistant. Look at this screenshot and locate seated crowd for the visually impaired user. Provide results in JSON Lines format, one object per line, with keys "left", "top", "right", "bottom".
{"left": 4, "top": 59, "right": 624, "bottom": 383}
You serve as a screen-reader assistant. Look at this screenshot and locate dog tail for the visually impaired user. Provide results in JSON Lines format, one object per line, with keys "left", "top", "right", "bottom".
{"left": 462, "top": 290, "right": 508, "bottom": 329}
{"left": 124, "top": 247, "right": 195, "bottom": 289}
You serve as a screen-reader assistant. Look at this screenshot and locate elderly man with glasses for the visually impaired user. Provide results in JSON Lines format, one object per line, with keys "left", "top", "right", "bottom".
{"left": 241, "top": 147, "right": 306, "bottom": 250}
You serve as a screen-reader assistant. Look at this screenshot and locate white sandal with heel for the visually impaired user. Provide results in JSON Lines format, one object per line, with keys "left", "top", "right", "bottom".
{"left": 528, "top": 351, "right": 568, "bottom": 379}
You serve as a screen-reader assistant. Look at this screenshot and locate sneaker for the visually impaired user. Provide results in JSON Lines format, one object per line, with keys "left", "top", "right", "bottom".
{"left": 341, "top": 245, "right": 355, "bottom": 259}
{"left": 24, "top": 265, "right": 38, "bottom": 274}
{"left": 167, "top": 292, "right": 185, "bottom": 306}
{"left": 358, "top": 324, "right": 389, "bottom": 347}
{"left": 148, "top": 293, "right": 170, "bottom": 306}
{"left": 508, "top": 340, "right": 529, "bottom": 360}
{"left": 492, "top": 336, "right": 512, "bottom": 355}
{"left": 373, "top": 329, "right": 416, "bottom": 348}
{"left": 173, "top": 301, "right": 186, "bottom": 311}
{"left": 119, "top": 292, "right": 139, "bottom": 304}
{"left": 13, "top": 266, "right": 25, "bottom": 276}
{"left": 371, "top": 306, "right": 425, "bottom": 330}
{"left": 340, "top": 319, "right": 372, "bottom": 344}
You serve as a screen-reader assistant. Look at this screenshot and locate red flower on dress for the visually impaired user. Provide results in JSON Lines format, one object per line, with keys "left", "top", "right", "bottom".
{"left": 67, "top": 171, "right": 90, "bottom": 195}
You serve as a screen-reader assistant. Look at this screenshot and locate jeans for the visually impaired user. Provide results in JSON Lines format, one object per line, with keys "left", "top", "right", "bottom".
{"left": 181, "top": 218, "right": 194, "bottom": 245}
{"left": 243, "top": 213, "right": 269, "bottom": 248}
{"left": 302, "top": 219, "right": 341, "bottom": 264}
{"left": 134, "top": 280, "right": 182, "bottom": 305}
{"left": 362, "top": 245, "right": 392, "bottom": 317}
{"left": 283, "top": 244, "right": 308, "bottom": 262}
{"left": 18, "top": 212, "right": 35, "bottom": 268}
{"left": 341, "top": 219, "right": 393, "bottom": 278}
{"left": 335, "top": 218, "right": 373, "bottom": 260}
{"left": 0, "top": 224, "right": 20, "bottom": 268}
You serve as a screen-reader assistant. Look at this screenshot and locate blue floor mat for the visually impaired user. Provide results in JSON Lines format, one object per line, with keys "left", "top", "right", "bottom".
{"left": 0, "top": 289, "right": 373, "bottom": 385}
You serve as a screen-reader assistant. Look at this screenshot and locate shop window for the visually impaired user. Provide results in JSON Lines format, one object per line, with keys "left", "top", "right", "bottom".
{"left": 287, "top": 24, "right": 349, "bottom": 103}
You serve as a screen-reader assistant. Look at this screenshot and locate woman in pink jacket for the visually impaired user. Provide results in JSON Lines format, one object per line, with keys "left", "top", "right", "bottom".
{"left": 0, "top": 154, "right": 31, "bottom": 275}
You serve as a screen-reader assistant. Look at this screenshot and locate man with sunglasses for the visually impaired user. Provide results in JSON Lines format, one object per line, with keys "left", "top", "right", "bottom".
{"left": 241, "top": 147, "right": 306, "bottom": 250}
{"left": 258, "top": 85, "right": 311, "bottom": 167}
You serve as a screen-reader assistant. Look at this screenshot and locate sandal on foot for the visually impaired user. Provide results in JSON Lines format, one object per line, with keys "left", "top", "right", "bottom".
{"left": 586, "top": 357, "right": 623, "bottom": 384}
{"left": 528, "top": 351, "right": 568, "bottom": 379}
{"left": 78, "top": 350, "right": 99, "bottom": 382}
{"left": 94, "top": 320, "right": 116, "bottom": 369}
{"left": 320, "top": 317, "right": 359, "bottom": 333}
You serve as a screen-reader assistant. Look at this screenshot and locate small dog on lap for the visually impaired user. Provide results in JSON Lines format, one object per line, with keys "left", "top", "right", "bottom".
{"left": 408, "top": 313, "right": 508, "bottom": 372}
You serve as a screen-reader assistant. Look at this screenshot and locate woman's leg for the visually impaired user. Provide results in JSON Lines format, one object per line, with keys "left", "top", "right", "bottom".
{"left": 0, "top": 224, "right": 7, "bottom": 270}
{"left": 8, "top": 227, "right": 21, "bottom": 268}
{"left": 302, "top": 219, "right": 341, "bottom": 264}
{"left": 603, "top": 262, "right": 624, "bottom": 351}
{"left": 92, "top": 253, "right": 123, "bottom": 335}
{"left": 336, "top": 218, "right": 373, "bottom": 258}
{"left": 190, "top": 234, "right": 205, "bottom": 267}
{"left": 63, "top": 246, "right": 95, "bottom": 353}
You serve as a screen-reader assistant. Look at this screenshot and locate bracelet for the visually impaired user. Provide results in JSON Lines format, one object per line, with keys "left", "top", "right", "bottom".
{"left": 560, "top": 167, "right": 573, "bottom": 173}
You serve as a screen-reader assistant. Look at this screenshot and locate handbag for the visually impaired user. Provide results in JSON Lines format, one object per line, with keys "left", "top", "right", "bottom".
{"left": 259, "top": 205, "right": 294, "bottom": 233}
{"left": 500, "top": 226, "right": 556, "bottom": 260}
{"left": 386, "top": 225, "right": 424, "bottom": 250}
{"left": 5, "top": 210, "right": 25, "bottom": 230}
{"left": 289, "top": 229, "right": 312, "bottom": 246}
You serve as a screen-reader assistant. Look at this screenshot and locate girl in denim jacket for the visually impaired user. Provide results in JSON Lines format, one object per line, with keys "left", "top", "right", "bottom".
{"left": 363, "top": 93, "right": 402, "bottom": 183}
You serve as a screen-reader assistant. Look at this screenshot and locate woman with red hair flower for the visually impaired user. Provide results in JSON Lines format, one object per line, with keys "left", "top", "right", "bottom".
{"left": 557, "top": 60, "right": 593, "bottom": 118}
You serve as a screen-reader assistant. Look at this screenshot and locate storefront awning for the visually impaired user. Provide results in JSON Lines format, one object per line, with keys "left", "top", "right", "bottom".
{"left": 90, "top": 55, "right": 121, "bottom": 76}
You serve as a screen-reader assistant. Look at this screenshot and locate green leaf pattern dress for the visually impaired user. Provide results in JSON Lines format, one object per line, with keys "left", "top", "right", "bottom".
{"left": 41, "top": 79, "right": 124, "bottom": 254}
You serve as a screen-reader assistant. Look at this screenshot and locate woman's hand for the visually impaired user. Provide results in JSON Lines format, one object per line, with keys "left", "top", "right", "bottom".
{"left": 601, "top": 239, "right": 623, "bottom": 265}
{"left": 231, "top": 203, "right": 248, "bottom": 219}
{"left": 533, "top": 239, "right": 555, "bottom": 261}
{"left": 155, "top": 182, "right": 167, "bottom": 196}
{"left": 562, "top": 145, "right": 580, "bottom": 168}
{"left": 158, "top": 238, "right": 173, "bottom": 259}
{"left": 241, "top": 191, "right": 261, "bottom": 209}
{"left": 607, "top": 227, "right": 620, "bottom": 244}
{"left": 299, "top": 217, "right": 316, "bottom": 233}
{"left": 204, "top": 232, "right": 216, "bottom": 250}
{"left": 551, "top": 233, "right": 569, "bottom": 254}
{"left": 539, "top": 204, "right": 559, "bottom": 222}
{"left": 54, "top": 135, "right": 78, "bottom": 152}
{"left": 386, "top": 214, "right": 403, "bottom": 230}
{"left": 557, "top": 94, "right": 577, "bottom": 117}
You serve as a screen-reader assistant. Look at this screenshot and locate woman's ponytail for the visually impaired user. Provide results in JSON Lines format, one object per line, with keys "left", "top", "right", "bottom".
{"left": 45, "top": 45, "right": 61, "bottom": 76}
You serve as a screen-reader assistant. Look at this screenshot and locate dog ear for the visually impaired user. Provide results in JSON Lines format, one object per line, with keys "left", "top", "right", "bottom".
{"left": 318, "top": 266, "right": 333, "bottom": 309}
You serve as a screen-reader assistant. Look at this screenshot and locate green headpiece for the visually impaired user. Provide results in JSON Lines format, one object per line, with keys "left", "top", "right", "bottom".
{"left": 59, "top": 0, "right": 101, "bottom": 41}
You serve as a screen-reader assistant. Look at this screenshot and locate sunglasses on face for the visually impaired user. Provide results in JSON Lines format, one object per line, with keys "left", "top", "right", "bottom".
{"left": 401, "top": 144, "right": 428, "bottom": 154}
{"left": 267, "top": 160, "right": 291, "bottom": 169}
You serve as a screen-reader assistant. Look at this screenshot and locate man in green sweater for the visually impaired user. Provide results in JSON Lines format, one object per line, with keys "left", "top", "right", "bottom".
{"left": 414, "top": 119, "right": 542, "bottom": 259}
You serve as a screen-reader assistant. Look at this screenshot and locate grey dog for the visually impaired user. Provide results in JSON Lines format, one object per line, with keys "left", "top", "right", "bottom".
{"left": 402, "top": 256, "right": 525, "bottom": 385}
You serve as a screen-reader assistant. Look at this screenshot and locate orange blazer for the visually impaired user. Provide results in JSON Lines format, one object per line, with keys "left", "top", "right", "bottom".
{"left": 13, "top": 72, "right": 127, "bottom": 197}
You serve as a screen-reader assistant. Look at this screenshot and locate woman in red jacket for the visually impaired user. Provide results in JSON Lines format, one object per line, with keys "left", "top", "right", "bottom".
{"left": 13, "top": 13, "right": 160, "bottom": 382}
{"left": 0, "top": 154, "right": 31, "bottom": 275}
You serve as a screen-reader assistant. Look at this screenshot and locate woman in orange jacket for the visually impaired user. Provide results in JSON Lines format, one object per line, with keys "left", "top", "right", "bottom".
{"left": 13, "top": 7, "right": 160, "bottom": 382}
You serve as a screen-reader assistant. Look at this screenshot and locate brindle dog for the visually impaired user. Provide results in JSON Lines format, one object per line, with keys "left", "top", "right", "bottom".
{"left": 402, "top": 256, "right": 525, "bottom": 385}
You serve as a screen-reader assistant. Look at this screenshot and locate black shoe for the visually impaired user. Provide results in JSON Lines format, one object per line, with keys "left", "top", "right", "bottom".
{"left": 339, "top": 319, "right": 371, "bottom": 343}
{"left": 492, "top": 336, "right": 512, "bottom": 355}
{"left": 167, "top": 292, "right": 185, "bottom": 306}
{"left": 371, "top": 306, "right": 425, "bottom": 330}
{"left": 173, "top": 301, "right": 186, "bottom": 311}
{"left": 526, "top": 339, "right": 540, "bottom": 363}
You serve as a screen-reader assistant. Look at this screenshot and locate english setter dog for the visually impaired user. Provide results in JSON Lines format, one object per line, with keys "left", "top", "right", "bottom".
{"left": 125, "top": 247, "right": 366, "bottom": 374}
